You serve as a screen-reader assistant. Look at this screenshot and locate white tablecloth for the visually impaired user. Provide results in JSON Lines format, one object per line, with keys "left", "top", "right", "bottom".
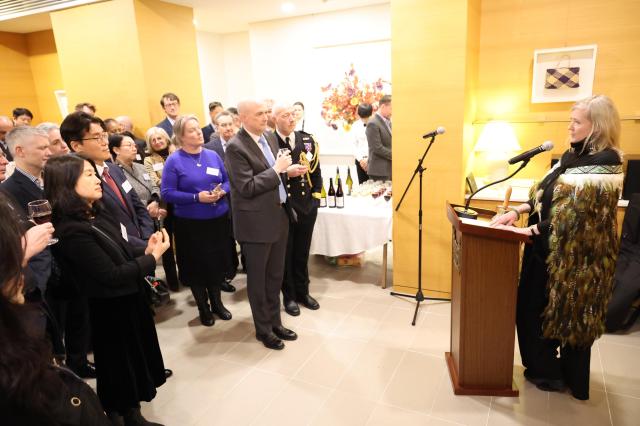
{"left": 310, "top": 196, "right": 392, "bottom": 257}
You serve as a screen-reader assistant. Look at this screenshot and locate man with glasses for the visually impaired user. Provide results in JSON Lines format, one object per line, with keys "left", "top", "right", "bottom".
{"left": 156, "top": 92, "right": 180, "bottom": 137}
{"left": 61, "top": 112, "right": 154, "bottom": 247}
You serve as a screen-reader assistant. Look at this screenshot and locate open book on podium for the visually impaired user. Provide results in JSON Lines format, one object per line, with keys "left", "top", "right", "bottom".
{"left": 445, "top": 202, "right": 530, "bottom": 397}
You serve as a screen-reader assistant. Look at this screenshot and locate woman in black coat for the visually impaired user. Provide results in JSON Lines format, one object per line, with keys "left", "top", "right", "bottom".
{"left": 45, "top": 155, "right": 170, "bottom": 426}
{"left": 0, "top": 191, "right": 112, "bottom": 426}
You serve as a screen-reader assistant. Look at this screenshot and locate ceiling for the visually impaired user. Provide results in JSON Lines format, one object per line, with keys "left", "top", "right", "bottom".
{"left": 0, "top": 0, "right": 388, "bottom": 34}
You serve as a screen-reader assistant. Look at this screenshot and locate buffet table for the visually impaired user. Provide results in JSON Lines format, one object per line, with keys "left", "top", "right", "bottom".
{"left": 310, "top": 195, "right": 393, "bottom": 288}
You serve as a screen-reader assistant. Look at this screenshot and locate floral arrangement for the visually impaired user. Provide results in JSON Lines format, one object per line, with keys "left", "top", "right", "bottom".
{"left": 320, "top": 64, "right": 388, "bottom": 131}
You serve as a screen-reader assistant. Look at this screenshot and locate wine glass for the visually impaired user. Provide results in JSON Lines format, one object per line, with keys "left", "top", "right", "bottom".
{"left": 27, "top": 199, "right": 58, "bottom": 245}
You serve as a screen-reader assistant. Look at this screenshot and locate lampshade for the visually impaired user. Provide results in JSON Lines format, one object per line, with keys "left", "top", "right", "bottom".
{"left": 474, "top": 121, "right": 521, "bottom": 153}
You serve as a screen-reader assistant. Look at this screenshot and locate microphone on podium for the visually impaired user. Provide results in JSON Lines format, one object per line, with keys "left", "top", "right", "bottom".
{"left": 508, "top": 141, "right": 554, "bottom": 164}
{"left": 455, "top": 142, "right": 553, "bottom": 219}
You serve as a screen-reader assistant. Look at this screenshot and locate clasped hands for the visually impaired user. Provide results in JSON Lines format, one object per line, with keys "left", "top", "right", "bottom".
{"left": 198, "top": 184, "right": 226, "bottom": 204}
{"left": 274, "top": 151, "right": 308, "bottom": 177}
{"left": 145, "top": 228, "right": 171, "bottom": 261}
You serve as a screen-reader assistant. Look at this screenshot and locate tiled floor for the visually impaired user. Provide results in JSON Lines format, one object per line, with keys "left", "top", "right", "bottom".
{"left": 138, "top": 246, "right": 640, "bottom": 426}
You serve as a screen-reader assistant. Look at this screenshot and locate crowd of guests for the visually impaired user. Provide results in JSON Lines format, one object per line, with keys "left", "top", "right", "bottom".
{"left": 0, "top": 94, "right": 334, "bottom": 425}
{"left": 2, "top": 91, "right": 623, "bottom": 424}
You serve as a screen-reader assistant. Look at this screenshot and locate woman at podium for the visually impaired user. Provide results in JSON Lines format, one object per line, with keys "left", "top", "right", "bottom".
{"left": 491, "top": 95, "right": 624, "bottom": 400}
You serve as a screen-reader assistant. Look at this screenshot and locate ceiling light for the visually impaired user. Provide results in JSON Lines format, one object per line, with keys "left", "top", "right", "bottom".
{"left": 281, "top": 2, "right": 295, "bottom": 14}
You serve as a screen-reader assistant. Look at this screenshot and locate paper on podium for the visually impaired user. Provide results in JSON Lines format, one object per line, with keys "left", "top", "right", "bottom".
{"left": 460, "top": 217, "right": 494, "bottom": 228}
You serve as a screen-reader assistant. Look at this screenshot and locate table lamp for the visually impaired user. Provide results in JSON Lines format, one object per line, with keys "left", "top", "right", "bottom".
{"left": 474, "top": 121, "right": 521, "bottom": 182}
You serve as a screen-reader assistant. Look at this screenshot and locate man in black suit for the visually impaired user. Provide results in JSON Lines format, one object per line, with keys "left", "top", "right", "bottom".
{"left": 1, "top": 126, "right": 50, "bottom": 212}
{"left": 269, "top": 104, "right": 322, "bottom": 316}
{"left": 224, "top": 99, "right": 305, "bottom": 350}
{"left": 0, "top": 115, "right": 14, "bottom": 161}
{"left": 202, "top": 101, "right": 223, "bottom": 143}
{"left": 61, "top": 112, "right": 154, "bottom": 247}
{"left": 156, "top": 92, "right": 180, "bottom": 137}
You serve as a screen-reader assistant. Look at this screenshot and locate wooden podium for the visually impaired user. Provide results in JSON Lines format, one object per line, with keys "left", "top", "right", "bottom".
{"left": 445, "top": 202, "right": 529, "bottom": 397}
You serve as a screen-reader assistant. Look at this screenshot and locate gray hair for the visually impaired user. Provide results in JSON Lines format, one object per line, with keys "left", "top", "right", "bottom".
{"left": 214, "top": 110, "right": 233, "bottom": 123}
{"left": 6, "top": 126, "right": 48, "bottom": 156}
{"left": 36, "top": 122, "right": 59, "bottom": 134}
{"left": 171, "top": 115, "right": 199, "bottom": 148}
{"left": 144, "top": 126, "right": 171, "bottom": 153}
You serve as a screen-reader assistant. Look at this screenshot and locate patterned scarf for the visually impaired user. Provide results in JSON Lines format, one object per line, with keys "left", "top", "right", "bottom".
{"left": 542, "top": 163, "right": 624, "bottom": 347}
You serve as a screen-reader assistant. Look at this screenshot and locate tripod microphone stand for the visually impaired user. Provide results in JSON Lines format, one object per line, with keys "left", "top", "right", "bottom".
{"left": 391, "top": 134, "right": 450, "bottom": 326}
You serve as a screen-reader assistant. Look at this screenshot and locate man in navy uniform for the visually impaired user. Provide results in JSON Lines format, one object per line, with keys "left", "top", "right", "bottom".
{"left": 267, "top": 104, "right": 322, "bottom": 316}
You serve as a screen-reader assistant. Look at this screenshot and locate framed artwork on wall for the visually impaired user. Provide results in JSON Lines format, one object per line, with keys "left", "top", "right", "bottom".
{"left": 531, "top": 44, "right": 597, "bottom": 103}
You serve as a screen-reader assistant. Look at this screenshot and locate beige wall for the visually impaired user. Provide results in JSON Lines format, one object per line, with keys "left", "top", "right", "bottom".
{"left": 392, "top": 0, "right": 640, "bottom": 294}
{"left": 391, "top": 0, "right": 480, "bottom": 296}
{"left": 0, "top": 31, "right": 41, "bottom": 121}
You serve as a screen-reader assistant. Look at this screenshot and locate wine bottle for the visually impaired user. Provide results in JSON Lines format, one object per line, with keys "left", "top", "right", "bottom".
{"left": 328, "top": 178, "right": 336, "bottom": 208}
{"left": 320, "top": 182, "right": 327, "bottom": 207}
{"left": 336, "top": 178, "right": 344, "bottom": 208}
{"left": 345, "top": 167, "right": 353, "bottom": 196}
{"left": 335, "top": 166, "right": 340, "bottom": 184}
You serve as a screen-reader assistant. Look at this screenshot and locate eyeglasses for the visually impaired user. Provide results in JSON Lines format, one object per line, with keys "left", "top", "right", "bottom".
{"left": 82, "top": 132, "right": 108, "bottom": 142}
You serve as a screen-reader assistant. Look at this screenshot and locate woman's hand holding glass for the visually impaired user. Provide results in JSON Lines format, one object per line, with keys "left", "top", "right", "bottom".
{"left": 23, "top": 223, "right": 55, "bottom": 265}
{"left": 145, "top": 229, "right": 170, "bottom": 261}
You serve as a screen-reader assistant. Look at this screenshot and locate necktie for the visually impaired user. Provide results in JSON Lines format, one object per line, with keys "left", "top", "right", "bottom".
{"left": 102, "top": 167, "right": 131, "bottom": 216}
{"left": 258, "top": 136, "right": 287, "bottom": 203}
{"left": 285, "top": 136, "right": 293, "bottom": 150}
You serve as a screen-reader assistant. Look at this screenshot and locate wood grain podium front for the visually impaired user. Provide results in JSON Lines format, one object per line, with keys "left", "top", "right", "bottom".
{"left": 445, "top": 202, "right": 530, "bottom": 397}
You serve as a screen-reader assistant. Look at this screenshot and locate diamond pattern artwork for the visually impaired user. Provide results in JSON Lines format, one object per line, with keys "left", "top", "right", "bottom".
{"left": 545, "top": 66, "right": 580, "bottom": 89}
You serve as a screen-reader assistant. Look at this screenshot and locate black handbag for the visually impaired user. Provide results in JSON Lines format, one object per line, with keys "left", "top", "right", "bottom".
{"left": 144, "top": 276, "right": 171, "bottom": 308}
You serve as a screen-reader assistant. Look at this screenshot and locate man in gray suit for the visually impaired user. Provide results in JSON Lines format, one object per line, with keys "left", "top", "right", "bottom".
{"left": 224, "top": 99, "right": 301, "bottom": 350}
{"left": 366, "top": 95, "right": 392, "bottom": 181}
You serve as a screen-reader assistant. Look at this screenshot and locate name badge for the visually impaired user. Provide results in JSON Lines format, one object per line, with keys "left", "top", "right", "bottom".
{"left": 120, "top": 223, "right": 129, "bottom": 242}
{"left": 135, "top": 154, "right": 142, "bottom": 161}
{"left": 206, "top": 167, "right": 220, "bottom": 176}
{"left": 152, "top": 163, "right": 163, "bottom": 171}
{"left": 143, "top": 173, "right": 151, "bottom": 181}
{"left": 122, "top": 180, "right": 133, "bottom": 193}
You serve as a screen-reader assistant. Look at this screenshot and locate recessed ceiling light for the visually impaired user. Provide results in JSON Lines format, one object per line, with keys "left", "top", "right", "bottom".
{"left": 281, "top": 2, "right": 295, "bottom": 14}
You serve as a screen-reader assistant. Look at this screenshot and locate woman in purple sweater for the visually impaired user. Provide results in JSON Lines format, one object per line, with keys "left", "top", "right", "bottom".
{"left": 161, "top": 115, "right": 232, "bottom": 326}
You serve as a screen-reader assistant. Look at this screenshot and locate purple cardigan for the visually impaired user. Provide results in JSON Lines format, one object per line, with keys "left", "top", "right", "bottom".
{"left": 161, "top": 149, "right": 230, "bottom": 220}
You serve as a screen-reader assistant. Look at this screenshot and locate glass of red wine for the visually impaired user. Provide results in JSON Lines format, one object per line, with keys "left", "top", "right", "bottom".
{"left": 27, "top": 199, "right": 58, "bottom": 245}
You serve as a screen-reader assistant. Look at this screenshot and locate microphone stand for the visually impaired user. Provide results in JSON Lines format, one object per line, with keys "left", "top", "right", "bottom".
{"left": 454, "top": 160, "right": 529, "bottom": 219}
{"left": 391, "top": 134, "right": 451, "bottom": 326}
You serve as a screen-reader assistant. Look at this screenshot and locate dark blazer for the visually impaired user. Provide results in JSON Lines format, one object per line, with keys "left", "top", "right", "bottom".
{"left": 366, "top": 113, "right": 392, "bottom": 178}
{"left": 156, "top": 117, "right": 173, "bottom": 137}
{"left": 204, "top": 134, "right": 226, "bottom": 160}
{"left": 0, "top": 169, "right": 43, "bottom": 213}
{"left": 53, "top": 213, "right": 155, "bottom": 299}
{"left": 202, "top": 123, "right": 216, "bottom": 144}
{"left": 0, "top": 140, "right": 12, "bottom": 161}
{"left": 270, "top": 131, "right": 322, "bottom": 216}
{"left": 224, "top": 128, "right": 288, "bottom": 243}
{"left": 101, "top": 163, "right": 154, "bottom": 246}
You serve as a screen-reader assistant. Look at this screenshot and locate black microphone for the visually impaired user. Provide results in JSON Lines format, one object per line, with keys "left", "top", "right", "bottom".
{"left": 508, "top": 141, "right": 554, "bottom": 165}
{"left": 422, "top": 126, "right": 446, "bottom": 139}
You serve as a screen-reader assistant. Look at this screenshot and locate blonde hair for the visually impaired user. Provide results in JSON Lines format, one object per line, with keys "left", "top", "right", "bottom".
{"left": 572, "top": 95, "right": 621, "bottom": 155}
{"left": 171, "top": 115, "right": 199, "bottom": 148}
{"left": 144, "top": 126, "right": 171, "bottom": 153}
